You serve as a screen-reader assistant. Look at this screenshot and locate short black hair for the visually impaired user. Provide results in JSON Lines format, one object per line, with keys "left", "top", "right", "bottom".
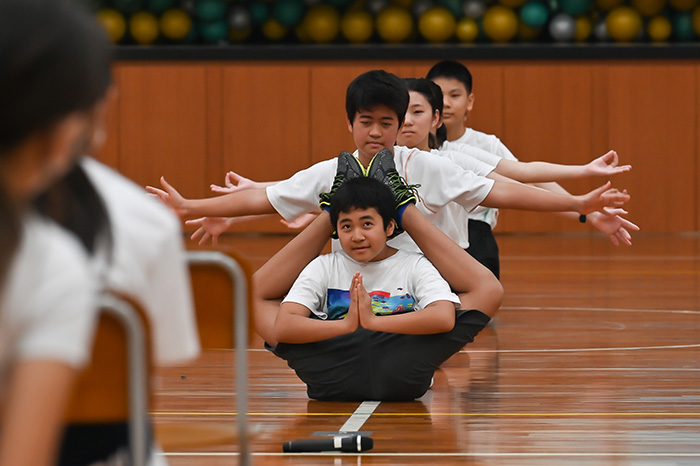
{"left": 330, "top": 177, "right": 396, "bottom": 231}
{"left": 346, "top": 70, "right": 409, "bottom": 125}
{"left": 426, "top": 60, "right": 473, "bottom": 94}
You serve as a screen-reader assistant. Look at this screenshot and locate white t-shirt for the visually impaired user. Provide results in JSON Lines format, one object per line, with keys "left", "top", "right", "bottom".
{"left": 0, "top": 213, "right": 98, "bottom": 398}
{"left": 266, "top": 145, "right": 495, "bottom": 252}
{"left": 81, "top": 157, "right": 200, "bottom": 366}
{"left": 445, "top": 128, "right": 518, "bottom": 229}
{"left": 283, "top": 249, "right": 460, "bottom": 320}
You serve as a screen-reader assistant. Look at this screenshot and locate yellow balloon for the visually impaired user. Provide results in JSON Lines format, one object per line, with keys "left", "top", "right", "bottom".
{"left": 631, "top": 0, "right": 665, "bottom": 17}
{"left": 419, "top": 7, "right": 456, "bottom": 42}
{"left": 263, "top": 18, "right": 287, "bottom": 40}
{"left": 97, "top": 8, "right": 126, "bottom": 43}
{"left": 376, "top": 6, "right": 413, "bottom": 43}
{"left": 606, "top": 6, "right": 642, "bottom": 42}
{"left": 130, "top": 11, "right": 159, "bottom": 45}
{"left": 574, "top": 15, "right": 592, "bottom": 41}
{"left": 482, "top": 5, "right": 518, "bottom": 42}
{"left": 647, "top": 15, "right": 672, "bottom": 40}
{"left": 456, "top": 17, "right": 479, "bottom": 42}
{"left": 341, "top": 9, "right": 374, "bottom": 43}
{"left": 669, "top": 0, "right": 697, "bottom": 10}
{"left": 303, "top": 5, "right": 341, "bottom": 43}
{"left": 160, "top": 9, "right": 192, "bottom": 41}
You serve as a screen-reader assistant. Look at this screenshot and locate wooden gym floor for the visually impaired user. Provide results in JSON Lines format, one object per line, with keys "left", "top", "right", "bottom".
{"left": 152, "top": 232, "right": 700, "bottom": 465}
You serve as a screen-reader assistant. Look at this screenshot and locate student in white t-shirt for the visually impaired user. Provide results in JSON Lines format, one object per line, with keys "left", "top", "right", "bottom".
{"left": 147, "top": 70, "right": 630, "bottom": 340}
{"left": 269, "top": 176, "right": 494, "bottom": 401}
{"left": 399, "top": 77, "right": 640, "bottom": 277}
{"left": 0, "top": 2, "right": 111, "bottom": 464}
{"left": 427, "top": 60, "right": 637, "bottom": 278}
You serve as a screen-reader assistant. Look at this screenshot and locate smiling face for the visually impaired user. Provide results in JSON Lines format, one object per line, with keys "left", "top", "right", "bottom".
{"left": 347, "top": 105, "right": 401, "bottom": 167}
{"left": 431, "top": 77, "right": 474, "bottom": 139}
{"left": 337, "top": 206, "right": 395, "bottom": 263}
{"left": 397, "top": 91, "right": 441, "bottom": 151}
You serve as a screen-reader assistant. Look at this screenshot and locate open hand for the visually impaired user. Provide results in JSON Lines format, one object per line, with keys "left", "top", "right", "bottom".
{"left": 588, "top": 210, "right": 640, "bottom": 246}
{"left": 584, "top": 150, "right": 632, "bottom": 177}
{"left": 185, "top": 217, "right": 233, "bottom": 245}
{"left": 577, "top": 182, "right": 630, "bottom": 215}
{"left": 210, "top": 170, "right": 260, "bottom": 194}
{"left": 146, "top": 177, "right": 188, "bottom": 217}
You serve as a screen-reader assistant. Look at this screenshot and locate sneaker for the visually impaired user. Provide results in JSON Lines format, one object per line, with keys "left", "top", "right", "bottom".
{"left": 366, "top": 149, "right": 420, "bottom": 236}
{"left": 319, "top": 151, "right": 365, "bottom": 211}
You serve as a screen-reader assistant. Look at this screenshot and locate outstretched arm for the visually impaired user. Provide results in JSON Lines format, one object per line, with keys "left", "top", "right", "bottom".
{"left": 481, "top": 179, "right": 630, "bottom": 215}
{"left": 354, "top": 273, "right": 455, "bottom": 334}
{"left": 494, "top": 150, "right": 631, "bottom": 183}
{"left": 209, "top": 170, "right": 278, "bottom": 194}
{"left": 146, "top": 177, "right": 276, "bottom": 219}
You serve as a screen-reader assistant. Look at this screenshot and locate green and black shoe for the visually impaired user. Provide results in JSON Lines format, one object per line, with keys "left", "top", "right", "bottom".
{"left": 319, "top": 151, "right": 365, "bottom": 211}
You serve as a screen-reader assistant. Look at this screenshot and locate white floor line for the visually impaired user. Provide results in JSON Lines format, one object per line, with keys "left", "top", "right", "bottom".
{"left": 337, "top": 401, "right": 380, "bottom": 433}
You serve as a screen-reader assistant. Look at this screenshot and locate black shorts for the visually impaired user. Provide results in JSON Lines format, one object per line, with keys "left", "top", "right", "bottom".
{"left": 466, "top": 219, "right": 500, "bottom": 279}
{"left": 58, "top": 421, "right": 153, "bottom": 466}
{"left": 269, "top": 309, "right": 491, "bottom": 401}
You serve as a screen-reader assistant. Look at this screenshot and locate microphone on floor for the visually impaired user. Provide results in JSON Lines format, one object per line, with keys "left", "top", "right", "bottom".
{"left": 283, "top": 434, "right": 374, "bottom": 453}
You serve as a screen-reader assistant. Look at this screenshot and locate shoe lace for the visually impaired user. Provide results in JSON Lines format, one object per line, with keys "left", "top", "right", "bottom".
{"left": 387, "top": 171, "right": 420, "bottom": 199}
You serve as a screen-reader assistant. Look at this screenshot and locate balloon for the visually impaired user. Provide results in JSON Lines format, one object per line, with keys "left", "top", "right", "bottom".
{"left": 549, "top": 12, "right": 576, "bottom": 40}
{"left": 199, "top": 19, "right": 228, "bottom": 42}
{"left": 341, "top": 9, "right": 374, "bottom": 43}
{"left": 97, "top": 8, "right": 126, "bottom": 42}
{"left": 262, "top": 18, "right": 288, "bottom": 40}
{"left": 520, "top": 1, "right": 549, "bottom": 27}
{"left": 419, "top": 6, "right": 456, "bottom": 42}
{"left": 673, "top": 11, "right": 695, "bottom": 40}
{"left": 437, "top": 0, "right": 462, "bottom": 16}
{"left": 368, "top": 0, "right": 390, "bottom": 15}
{"left": 482, "top": 5, "right": 519, "bottom": 42}
{"left": 574, "top": 15, "right": 592, "bottom": 40}
{"left": 561, "top": 0, "right": 592, "bottom": 15}
{"left": 592, "top": 16, "right": 609, "bottom": 40}
{"left": 606, "top": 6, "right": 642, "bottom": 41}
{"left": 463, "top": 0, "right": 487, "bottom": 18}
{"left": 376, "top": 6, "right": 413, "bottom": 42}
{"left": 631, "top": 0, "right": 665, "bottom": 17}
{"left": 456, "top": 17, "right": 480, "bottom": 41}
{"left": 229, "top": 5, "right": 252, "bottom": 31}
{"left": 249, "top": 0, "right": 270, "bottom": 26}
{"left": 303, "top": 4, "right": 340, "bottom": 43}
{"left": 273, "top": 0, "right": 305, "bottom": 27}
{"left": 160, "top": 8, "right": 191, "bottom": 40}
{"left": 195, "top": 0, "right": 226, "bottom": 21}
{"left": 647, "top": 15, "right": 672, "bottom": 40}
{"left": 130, "top": 11, "right": 159, "bottom": 44}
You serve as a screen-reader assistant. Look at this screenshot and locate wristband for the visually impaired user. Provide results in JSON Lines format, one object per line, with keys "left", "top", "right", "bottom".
{"left": 579, "top": 214, "right": 587, "bottom": 223}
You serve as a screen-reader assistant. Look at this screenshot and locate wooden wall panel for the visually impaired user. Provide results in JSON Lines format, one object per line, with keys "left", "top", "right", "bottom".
{"left": 497, "top": 63, "right": 597, "bottom": 233}
{"left": 115, "top": 64, "right": 210, "bottom": 199}
{"left": 602, "top": 63, "right": 696, "bottom": 233}
{"left": 106, "top": 60, "right": 700, "bottom": 235}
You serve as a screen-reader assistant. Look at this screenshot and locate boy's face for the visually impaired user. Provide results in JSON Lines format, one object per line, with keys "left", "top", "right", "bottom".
{"left": 337, "top": 206, "right": 395, "bottom": 263}
{"left": 347, "top": 104, "right": 400, "bottom": 166}
{"left": 431, "top": 77, "right": 475, "bottom": 130}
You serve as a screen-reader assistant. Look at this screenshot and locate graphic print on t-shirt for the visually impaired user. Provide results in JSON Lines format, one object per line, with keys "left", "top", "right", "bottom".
{"left": 326, "top": 288, "right": 416, "bottom": 320}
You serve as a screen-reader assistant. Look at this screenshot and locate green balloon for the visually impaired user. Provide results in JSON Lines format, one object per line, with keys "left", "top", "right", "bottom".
{"left": 199, "top": 19, "right": 228, "bottom": 42}
{"left": 195, "top": 0, "right": 227, "bottom": 21}
{"left": 273, "top": 0, "right": 305, "bottom": 27}
{"left": 560, "top": 0, "right": 591, "bottom": 16}
{"left": 146, "top": 0, "right": 175, "bottom": 14}
{"left": 673, "top": 12, "right": 695, "bottom": 41}
{"left": 113, "top": 0, "right": 143, "bottom": 14}
{"left": 520, "top": 1, "right": 549, "bottom": 27}
{"left": 249, "top": 0, "right": 270, "bottom": 26}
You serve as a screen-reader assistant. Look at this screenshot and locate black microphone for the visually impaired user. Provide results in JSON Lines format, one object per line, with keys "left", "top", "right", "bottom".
{"left": 283, "top": 434, "right": 374, "bottom": 453}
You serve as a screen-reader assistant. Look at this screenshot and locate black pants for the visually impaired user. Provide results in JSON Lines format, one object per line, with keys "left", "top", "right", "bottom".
{"left": 466, "top": 219, "right": 500, "bottom": 279}
{"left": 270, "top": 309, "right": 490, "bottom": 401}
{"left": 58, "top": 421, "right": 153, "bottom": 466}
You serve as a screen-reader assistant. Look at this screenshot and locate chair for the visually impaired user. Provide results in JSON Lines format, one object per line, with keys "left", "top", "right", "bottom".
{"left": 63, "top": 293, "right": 151, "bottom": 466}
{"left": 177, "top": 248, "right": 252, "bottom": 465}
